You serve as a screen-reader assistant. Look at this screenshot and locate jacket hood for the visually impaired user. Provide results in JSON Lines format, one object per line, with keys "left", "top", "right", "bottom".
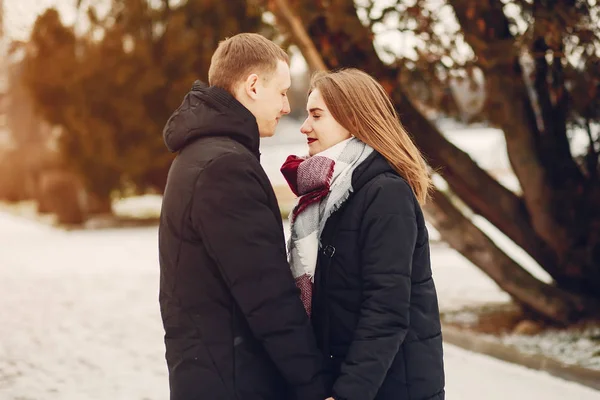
{"left": 163, "top": 81, "right": 260, "bottom": 157}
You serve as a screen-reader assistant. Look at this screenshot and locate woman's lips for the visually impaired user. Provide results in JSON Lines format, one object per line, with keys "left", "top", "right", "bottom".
{"left": 307, "top": 138, "right": 318, "bottom": 144}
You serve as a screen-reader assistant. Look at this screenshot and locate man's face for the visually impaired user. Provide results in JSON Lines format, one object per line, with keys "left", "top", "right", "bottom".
{"left": 245, "top": 60, "right": 292, "bottom": 138}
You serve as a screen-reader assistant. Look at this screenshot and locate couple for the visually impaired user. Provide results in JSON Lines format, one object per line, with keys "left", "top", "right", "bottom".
{"left": 159, "top": 33, "right": 444, "bottom": 400}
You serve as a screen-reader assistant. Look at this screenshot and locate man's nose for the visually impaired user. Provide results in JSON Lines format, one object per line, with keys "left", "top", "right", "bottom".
{"left": 282, "top": 97, "right": 291, "bottom": 115}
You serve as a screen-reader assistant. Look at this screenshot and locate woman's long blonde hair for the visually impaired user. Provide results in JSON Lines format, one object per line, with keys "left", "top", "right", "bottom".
{"left": 310, "top": 68, "right": 432, "bottom": 205}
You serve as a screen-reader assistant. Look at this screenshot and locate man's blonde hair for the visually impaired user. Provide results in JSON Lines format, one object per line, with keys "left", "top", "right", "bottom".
{"left": 208, "top": 33, "right": 290, "bottom": 94}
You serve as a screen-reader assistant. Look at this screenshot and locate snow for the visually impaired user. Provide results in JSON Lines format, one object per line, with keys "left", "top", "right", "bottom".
{"left": 443, "top": 344, "right": 600, "bottom": 399}
{"left": 113, "top": 194, "right": 163, "bottom": 219}
{"left": 0, "top": 213, "right": 165, "bottom": 400}
{"left": 499, "top": 326, "right": 600, "bottom": 371}
{"left": 428, "top": 244, "right": 512, "bottom": 310}
{"left": 1, "top": 211, "right": 599, "bottom": 399}
{"left": 470, "top": 215, "right": 552, "bottom": 283}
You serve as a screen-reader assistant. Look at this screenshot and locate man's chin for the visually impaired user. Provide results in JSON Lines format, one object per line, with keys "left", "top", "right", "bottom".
{"left": 259, "top": 130, "right": 276, "bottom": 138}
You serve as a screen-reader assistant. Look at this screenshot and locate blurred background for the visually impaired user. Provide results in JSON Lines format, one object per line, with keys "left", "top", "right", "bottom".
{"left": 0, "top": 0, "right": 599, "bottom": 399}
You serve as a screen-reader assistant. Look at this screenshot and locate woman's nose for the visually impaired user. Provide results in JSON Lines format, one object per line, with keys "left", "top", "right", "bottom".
{"left": 300, "top": 119, "right": 311, "bottom": 134}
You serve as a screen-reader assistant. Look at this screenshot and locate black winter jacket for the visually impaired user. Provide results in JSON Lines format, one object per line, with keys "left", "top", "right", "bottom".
{"left": 312, "top": 152, "right": 445, "bottom": 400}
{"left": 159, "top": 82, "right": 327, "bottom": 400}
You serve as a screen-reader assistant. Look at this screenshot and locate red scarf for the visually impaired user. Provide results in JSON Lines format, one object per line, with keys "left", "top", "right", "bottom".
{"left": 280, "top": 155, "right": 335, "bottom": 222}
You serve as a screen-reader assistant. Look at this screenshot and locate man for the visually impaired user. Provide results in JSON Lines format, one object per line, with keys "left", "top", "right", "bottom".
{"left": 159, "top": 33, "right": 328, "bottom": 400}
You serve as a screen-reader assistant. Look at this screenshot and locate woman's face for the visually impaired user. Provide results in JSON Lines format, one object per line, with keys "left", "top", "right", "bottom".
{"left": 300, "top": 89, "right": 351, "bottom": 156}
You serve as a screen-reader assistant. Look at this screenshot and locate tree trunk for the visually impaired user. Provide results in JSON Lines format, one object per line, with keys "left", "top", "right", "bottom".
{"left": 386, "top": 89, "right": 568, "bottom": 281}
{"left": 271, "top": 0, "right": 327, "bottom": 72}
{"left": 85, "top": 192, "right": 113, "bottom": 215}
{"left": 39, "top": 170, "right": 87, "bottom": 225}
{"left": 424, "top": 189, "right": 595, "bottom": 324}
{"left": 451, "top": 0, "right": 600, "bottom": 292}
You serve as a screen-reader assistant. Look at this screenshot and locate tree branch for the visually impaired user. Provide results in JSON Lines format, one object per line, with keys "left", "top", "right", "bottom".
{"left": 531, "top": 0, "right": 584, "bottom": 188}
{"left": 269, "top": 0, "right": 327, "bottom": 72}
{"left": 585, "top": 119, "right": 599, "bottom": 181}
{"left": 392, "top": 88, "right": 567, "bottom": 281}
{"left": 451, "top": 0, "right": 576, "bottom": 258}
{"left": 425, "top": 189, "right": 595, "bottom": 324}
{"left": 532, "top": 37, "right": 553, "bottom": 136}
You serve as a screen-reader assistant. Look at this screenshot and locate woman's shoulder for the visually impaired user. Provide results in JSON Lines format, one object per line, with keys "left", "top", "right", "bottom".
{"left": 353, "top": 152, "right": 407, "bottom": 188}
{"left": 351, "top": 171, "right": 417, "bottom": 215}
{"left": 357, "top": 167, "right": 413, "bottom": 197}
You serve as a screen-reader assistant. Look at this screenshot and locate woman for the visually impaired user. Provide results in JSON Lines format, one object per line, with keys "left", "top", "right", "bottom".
{"left": 281, "top": 69, "right": 445, "bottom": 400}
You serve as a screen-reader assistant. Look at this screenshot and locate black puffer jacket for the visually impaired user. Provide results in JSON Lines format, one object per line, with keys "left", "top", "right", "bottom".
{"left": 312, "top": 152, "right": 445, "bottom": 400}
{"left": 159, "top": 82, "right": 327, "bottom": 400}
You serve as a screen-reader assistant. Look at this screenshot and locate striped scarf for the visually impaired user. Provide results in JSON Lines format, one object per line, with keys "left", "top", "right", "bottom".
{"left": 280, "top": 138, "right": 373, "bottom": 314}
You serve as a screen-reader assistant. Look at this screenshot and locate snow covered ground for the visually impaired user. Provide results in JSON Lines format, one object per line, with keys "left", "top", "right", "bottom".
{"left": 1, "top": 211, "right": 599, "bottom": 400}
{"left": 500, "top": 325, "right": 600, "bottom": 371}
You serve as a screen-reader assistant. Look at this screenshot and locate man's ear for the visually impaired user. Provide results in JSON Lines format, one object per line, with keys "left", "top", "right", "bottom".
{"left": 244, "top": 73, "right": 260, "bottom": 100}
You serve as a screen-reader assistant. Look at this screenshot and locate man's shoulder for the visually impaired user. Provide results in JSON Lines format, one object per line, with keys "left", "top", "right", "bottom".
{"left": 186, "top": 136, "right": 253, "bottom": 157}
{"left": 184, "top": 139, "right": 267, "bottom": 185}
{"left": 191, "top": 144, "right": 274, "bottom": 208}
{"left": 181, "top": 137, "right": 259, "bottom": 170}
